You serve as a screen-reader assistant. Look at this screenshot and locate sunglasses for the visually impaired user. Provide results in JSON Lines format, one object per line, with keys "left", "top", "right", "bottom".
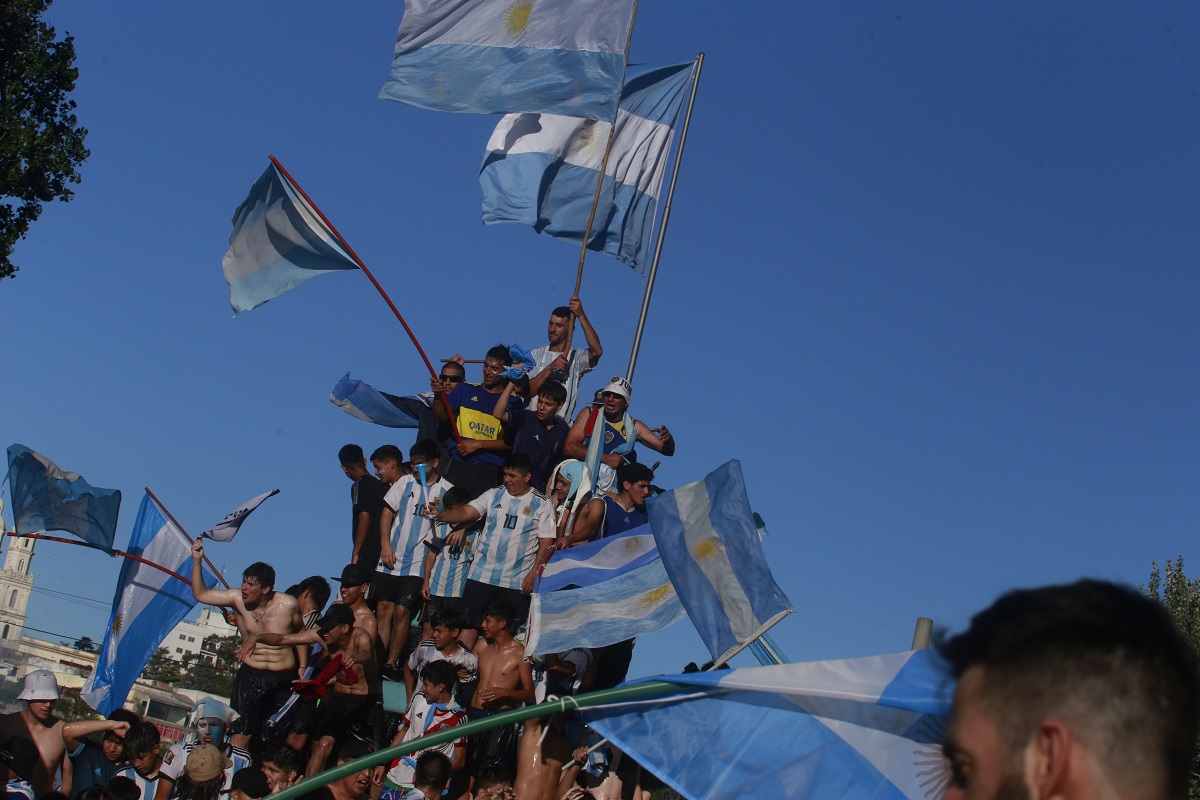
{"left": 439, "top": 374, "right": 464, "bottom": 382}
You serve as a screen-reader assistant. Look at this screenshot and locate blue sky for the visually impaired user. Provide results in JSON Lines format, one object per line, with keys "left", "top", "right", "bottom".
{"left": 2, "top": 1, "right": 1198, "bottom": 678}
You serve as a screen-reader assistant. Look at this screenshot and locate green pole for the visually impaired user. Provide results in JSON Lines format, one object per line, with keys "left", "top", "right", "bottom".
{"left": 270, "top": 679, "right": 689, "bottom": 800}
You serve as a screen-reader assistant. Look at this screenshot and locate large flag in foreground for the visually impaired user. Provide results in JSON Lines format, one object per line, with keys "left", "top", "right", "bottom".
{"left": 201, "top": 488, "right": 280, "bottom": 542}
{"left": 379, "top": 0, "right": 636, "bottom": 119}
{"left": 82, "top": 494, "right": 218, "bottom": 714}
{"left": 647, "top": 460, "right": 792, "bottom": 663}
{"left": 585, "top": 649, "right": 954, "bottom": 800}
{"left": 222, "top": 163, "right": 359, "bottom": 315}
{"left": 526, "top": 525, "right": 686, "bottom": 655}
{"left": 480, "top": 61, "right": 695, "bottom": 273}
{"left": 5, "top": 444, "right": 121, "bottom": 553}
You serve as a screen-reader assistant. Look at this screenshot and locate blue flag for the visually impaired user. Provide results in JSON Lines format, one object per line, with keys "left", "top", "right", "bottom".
{"left": 5, "top": 444, "right": 121, "bottom": 553}
{"left": 584, "top": 650, "right": 954, "bottom": 800}
{"left": 81, "top": 494, "right": 218, "bottom": 714}
{"left": 480, "top": 61, "right": 695, "bottom": 273}
{"left": 646, "top": 460, "right": 793, "bottom": 663}
{"left": 222, "top": 163, "right": 359, "bottom": 315}
{"left": 380, "top": 0, "right": 636, "bottom": 119}
{"left": 330, "top": 374, "right": 423, "bottom": 428}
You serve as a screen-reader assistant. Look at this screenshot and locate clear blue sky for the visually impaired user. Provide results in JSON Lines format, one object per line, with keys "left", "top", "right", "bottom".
{"left": 2, "top": 1, "right": 1198, "bottom": 677}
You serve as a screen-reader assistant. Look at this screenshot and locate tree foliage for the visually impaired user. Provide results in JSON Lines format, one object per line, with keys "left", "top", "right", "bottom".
{"left": 73, "top": 635, "right": 96, "bottom": 652}
{"left": 0, "top": 0, "right": 89, "bottom": 280}
{"left": 1143, "top": 556, "right": 1200, "bottom": 800}
{"left": 142, "top": 647, "right": 184, "bottom": 685}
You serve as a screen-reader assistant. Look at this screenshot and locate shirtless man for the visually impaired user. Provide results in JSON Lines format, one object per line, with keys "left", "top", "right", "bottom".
{"left": 466, "top": 603, "right": 533, "bottom": 782}
{"left": 251, "top": 604, "right": 382, "bottom": 779}
{"left": 0, "top": 670, "right": 129, "bottom": 796}
{"left": 190, "top": 541, "right": 303, "bottom": 750}
{"left": 336, "top": 563, "right": 378, "bottom": 642}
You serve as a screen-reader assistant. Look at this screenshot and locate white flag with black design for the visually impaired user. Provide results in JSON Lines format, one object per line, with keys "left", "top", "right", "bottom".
{"left": 201, "top": 489, "right": 280, "bottom": 542}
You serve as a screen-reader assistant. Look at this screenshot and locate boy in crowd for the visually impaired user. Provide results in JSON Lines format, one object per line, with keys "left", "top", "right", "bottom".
{"left": 431, "top": 345, "right": 517, "bottom": 498}
{"left": 432, "top": 455, "right": 555, "bottom": 632}
{"left": 339, "top": 444, "right": 388, "bottom": 568}
{"left": 258, "top": 744, "right": 301, "bottom": 795}
{"left": 382, "top": 662, "right": 466, "bottom": 800}
{"left": 154, "top": 710, "right": 250, "bottom": 800}
{"left": 376, "top": 439, "right": 455, "bottom": 678}
{"left": 397, "top": 753, "right": 451, "bottom": 800}
{"left": 336, "top": 564, "right": 378, "bottom": 642}
{"left": 118, "top": 721, "right": 165, "bottom": 800}
{"left": 371, "top": 445, "right": 408, "bottom": 488}
{"left": 466, "top": 603, "right": 534, "bottom": 784}
{"left": 562, "top": 377, "right": 674, "bottom": 495}
{"left": 600, "top": 463, "right": 654, "bottom": 538}
{"left": 228, "top": 768, "right": 270, "bottom": 800}
{"left": 491, "top": 379, "right": 569, "bottom": 493}
{"left": 420, "top": 486, "right": 478, "bottom": 648}
{"left": 526, "top": 299, "right": 603, "bottom": 421}
{"left": 403, "top": 608, "right": 478, "bottom": 707}
{"left": 65, "top": 709, "right": 138, "bottom": 799}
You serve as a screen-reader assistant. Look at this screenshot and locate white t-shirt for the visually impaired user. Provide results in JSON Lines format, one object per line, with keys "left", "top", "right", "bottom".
{"left": 528, "top": 345, "right": 594, "bottom": 420}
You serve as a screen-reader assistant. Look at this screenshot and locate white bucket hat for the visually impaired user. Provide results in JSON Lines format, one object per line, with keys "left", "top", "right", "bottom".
{"left": 18, "top": 670, "right": 60, "bottom": 701}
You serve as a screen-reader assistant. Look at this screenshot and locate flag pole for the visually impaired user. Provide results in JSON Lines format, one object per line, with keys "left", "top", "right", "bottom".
{"left": 707, "top": 608, "right": 792, "bottom": 669}
{"left": 626, "top": 53, "right": 704, "bottom": 384}
{"left": 267, "top": 155, "right": 461, "bottom": 443}
{"left": 4, "top": 532, "right": 190, "bottom": 584}
{"left": 144, "top": 487, "right": 231, "bottom": 590}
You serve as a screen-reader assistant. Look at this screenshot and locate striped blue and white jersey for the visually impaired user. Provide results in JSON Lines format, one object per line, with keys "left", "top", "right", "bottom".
{"left": 466, "top": 487, "right": 556, "bottom": 589}
{"left": 426, "top": 527, "right": 475, "bottom": 598}
{"left": 379, "top": 474, "right": 453, "bottom": 577}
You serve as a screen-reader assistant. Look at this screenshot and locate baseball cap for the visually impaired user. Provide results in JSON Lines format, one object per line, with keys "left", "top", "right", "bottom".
{"left": 316, "top": 604, "right": 355, "bottom": 631}
{"left": 18, "top": 670, "right": 60, "bottom": 701}
{"left": 338, "top": 563, "right": 373, "bottom": 586}
{"left": 601, "top": 377, "right": 631, "bottom": 400}
{"left": 0, "top": 736, "right": 38, "bottom": 782}
{"left": 229, "top": 767, "right": 270, "bottom": 799}
{"left": 185, "top": 744, "right": 232, "bottom": 783}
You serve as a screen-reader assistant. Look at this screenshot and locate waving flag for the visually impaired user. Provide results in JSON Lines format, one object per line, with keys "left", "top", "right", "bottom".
{"left": 526, "top": 525, "right": 685, "bottom": 655}
{"left": 480, "top": 61, "right": 695, "bottom": 272}
{"left": 200, "top": 488, "right": 280, "bottom": 542}
{"left": 222, "top": 162, "right": 359, "bottom": 315}
{"left": 379, "top": 0, "right": 636, "bottom": 119}
{"left": 6, "top": 444, "right": 121, "bottom": 553}
{"left": 647, "top": 460, "right": 792, "bottom": 664}
{"left": 330, "top": 374, "right": 422, "bottom": 428}
{"left": 82, "top": 494, "right": 218, "bottom": 714}
{"left": 585, "top": 649, "right": 954, "bottom": 800}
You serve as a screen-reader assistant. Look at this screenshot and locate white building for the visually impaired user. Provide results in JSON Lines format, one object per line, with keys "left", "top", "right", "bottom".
{"left": 164, "top": 607, "right": 237, "bottom": 663}
{"left": 0, "top": 504, "right": 34, "bottom": 645}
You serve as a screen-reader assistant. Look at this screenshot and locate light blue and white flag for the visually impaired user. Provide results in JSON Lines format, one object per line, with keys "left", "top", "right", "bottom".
{"left": 222, "top": 163, "right": 359, "bottom": 315}
{"left": 647, "top": 460, "right": 792, "bottom": 664}
{"left": 585, "top": 649, "right": 954, "bottom": 800}
{"left": 330, "top": 374, "right": 423, "bottom": 429}
{"left": 6, "top": 444, "right": 122, "bottom": 553}
{"left": 527, "top": 526, "right": 685, "bottom": 655}
{"left": 82, "top": 493, "right": 218, "bottom": 715}
{"left": 480, "top": 61, "right": 695, "bottom": 273}
{"left": 379, "top": 0, "right": 635, "bottom": 119}
{"left": 200, "top": 488, "right": 280, "bottom": 542}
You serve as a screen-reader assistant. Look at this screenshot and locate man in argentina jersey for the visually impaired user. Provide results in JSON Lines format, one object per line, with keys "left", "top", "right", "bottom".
{"left": 434, "top": 454, "right": 556, "bottom": 631}
{"left": 376, "top": 439, "right": 454, "bottom": 676}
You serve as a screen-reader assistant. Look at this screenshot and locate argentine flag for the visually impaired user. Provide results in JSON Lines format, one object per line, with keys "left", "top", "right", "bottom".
{"left": 82, "top": 494, "right": 218, "bottom": 714}
{"left": 480, "top": 60, "right": 696, "bottom": 273}
{"left": 6, "top": 444, "right": 122, "bottom": 553}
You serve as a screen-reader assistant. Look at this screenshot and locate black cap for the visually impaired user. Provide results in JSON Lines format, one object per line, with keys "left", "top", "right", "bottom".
{"left": 338, "top": 563, "right": 373, "bottom": 586}
{"left": 0, "top": 736, "right": 38, "bottom": 783}
{"left": 316, "top": 603, "right": 355, "bottom": 631}
{"left": 229, "top": 767, "right": 271, "bottom": 799}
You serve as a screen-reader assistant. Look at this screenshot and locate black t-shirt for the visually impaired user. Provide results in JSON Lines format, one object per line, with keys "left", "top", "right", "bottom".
{"left": 351, "top": 474, "right": 387, "bottom": 568}
{"left": 507, "top": 406, "right": 569, "bottom": 492}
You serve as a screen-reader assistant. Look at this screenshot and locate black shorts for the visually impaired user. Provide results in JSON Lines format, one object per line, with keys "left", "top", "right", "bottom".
{"left": 229, "top": 664, "right": 295, "bottom": 738}
{"left": 312, "top": 691, "right": 385, "bottom": 749}
{"left": 372, "top": 573, "right": 424, "bottom": 611}
{"left": 287, "top": 696, "right": 319, "bottom": 735}
{"left": 465, "top": 706, "right": 518, "bottom": 781}
{"left": 460, "top": 579, "right": 530, "bottom": 631}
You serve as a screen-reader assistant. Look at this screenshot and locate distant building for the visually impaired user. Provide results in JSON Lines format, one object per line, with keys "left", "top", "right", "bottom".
{"left": 164, "top": 607, "right": 236, "bottom": 664}
{"left": 0, "top": 507, "right": 35, "bottom": 644}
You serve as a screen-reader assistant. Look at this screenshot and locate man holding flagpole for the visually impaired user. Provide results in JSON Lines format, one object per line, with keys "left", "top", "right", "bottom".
{"left": 525, "top": 298, "right": 602, "bottom": 421}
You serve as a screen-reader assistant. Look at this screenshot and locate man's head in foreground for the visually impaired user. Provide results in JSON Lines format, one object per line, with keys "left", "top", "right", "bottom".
{"left": 937, "top": 579, "right": 1200, "bottom": 800}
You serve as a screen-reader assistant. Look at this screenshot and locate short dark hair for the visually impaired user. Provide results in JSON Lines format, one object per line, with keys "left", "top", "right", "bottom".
{"left": 550, "top": 306, "right": 570, "bottom": 320}
{"left": 371, "top": 444, "right": 403, "bottom": 465}
{"left": 108, "top": 708, "right": 139, "bottom": 727}
{"left": 260, "top": 742, "right": 303, "bottom": 777}
{"left": 441, "top": 361, "right": 465, "bottom": 377}
{"left": 412, "top": 752, "right": 452, "bottom": 791}
{"left": 482, "top": 601, "right": 515, "bottom": 629}
{"left": 410, "top": 439, "right": 439, "bottom": 463}
{"left": 937, "top": 579, "right": 1200, "bottom": 800}
{"left": 502, "top": 453, "right": 533, "bottom": 475}
{"left": 538, "top": 381, "right": 567, "bottom": 405}
{"left": 430, "top": 607, "right": 465, "bottom": 632}
{"left": 298, "top": 576, "right": 331, "bottom": 612}
{"left": 485, "top": 344, "right": 513, "bottom": 366}
{"left": 337, "top": 444, "right": 364, "bottom": 467}
{"left": 76, "top": 788, "right": 106, "bottom": 800}
{"left": 421, "top": 660, "right": 457, "bottom": 693}
{"left": 335, "top": 739, "right": 372, "bottom": 764}
{"left": 242, "top": 562, "right": 275, "bottom": 590}
{"left": 442, "top": 486, "right": 471, "bottom": 510}
{"left": 618, "top": 462, "right": 654, "bottom": 490}
{"left": 104, "top": 776, "right": 140, "bottom": 800}
{"left": 121, "top": 721, "right": 160, "bottom": 758}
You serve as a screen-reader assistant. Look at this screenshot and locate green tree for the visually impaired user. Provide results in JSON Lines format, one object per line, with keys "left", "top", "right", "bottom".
{"left": 55, "top": 687, "right": 99, "bottom": 722}
{"left": 73, "top": 636, "right": 96, "bottom": 653}
{"left": 0, "top": 0, "right": 90, "bottom": 280}
{"left": 1143, "top": 556, "right": 1200, "bottom": 800}
{"left": 141, "top": 647, "right": 184, "bottom": 684}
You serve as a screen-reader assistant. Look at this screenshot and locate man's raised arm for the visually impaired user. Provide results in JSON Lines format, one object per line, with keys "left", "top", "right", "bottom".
{"left": 570, "top": 297, "right": 603, "bottom": 366}
{"left": 190, "top": 540, "right": 239, "bottom": 605}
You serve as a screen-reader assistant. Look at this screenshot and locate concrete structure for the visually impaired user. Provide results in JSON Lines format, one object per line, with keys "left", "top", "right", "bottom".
{"left": 164, "top": 607, "right": 237, "bottom": 663}
{"left": 0, "top": 504, "right": 34, "bottom": 644}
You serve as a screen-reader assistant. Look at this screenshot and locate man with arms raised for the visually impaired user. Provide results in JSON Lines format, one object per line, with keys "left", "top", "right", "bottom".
{"left": 938, "top": 579, "right": 1200, "bottom": 800}
{"left": 526, "top": 298, "right": 603, "bottom": 421}
{"left": 563, "top": 377, "right": 674, "bottom": 495}
{"left": 190, "top": 542, "right": 303, "bottom": 750}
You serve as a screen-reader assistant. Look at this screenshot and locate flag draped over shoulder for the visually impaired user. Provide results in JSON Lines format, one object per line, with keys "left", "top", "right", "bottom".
{"left": 584, "top": 650, "right": 954, "bottom": 800}
{"left": 526, "top": 524, "right": 686, "bottom": 655}
{"left": 646, "top": 460, "right": 792, "bottom": 664}
{"left": 5, "top": 444, "right": 121, "bottom": 553}
{"left": 222, "top": 163, "right": 359, "bottom": 315}
{"left": 82, "top": 494, "right": 218, "bottom": 715}
{"left": 330, "top": 374, "right": 422, "bottom": 428}
{"left": 379, "top": 0, "right": 636, "bottom": 118}
{"left": 201, "top": 488, "right": 280, "bottom": 542}
{"left": 480, "top": 61, "right": 695, "bottom": 273}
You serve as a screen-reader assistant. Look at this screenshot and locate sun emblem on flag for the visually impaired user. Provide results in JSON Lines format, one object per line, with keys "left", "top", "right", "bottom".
{"left": 112, "top": 613, "right": 123, "bottom": 635}
{"left": 573, "top": 120, "right": 606, "bottom": 159}
{"left": 503, "top": 0, "right": 534, "bottom": 38}
{"left": 638, "top": 584, "right": 674, "bottom": 608}
{"left": 690, "top": 537, "right": 720, "bottom": 561}
{"left": 621, "top": 536, "right": 644, "bottom": 556}
{"left": 911, "top": 715, "right": 951, "bottom": 799}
